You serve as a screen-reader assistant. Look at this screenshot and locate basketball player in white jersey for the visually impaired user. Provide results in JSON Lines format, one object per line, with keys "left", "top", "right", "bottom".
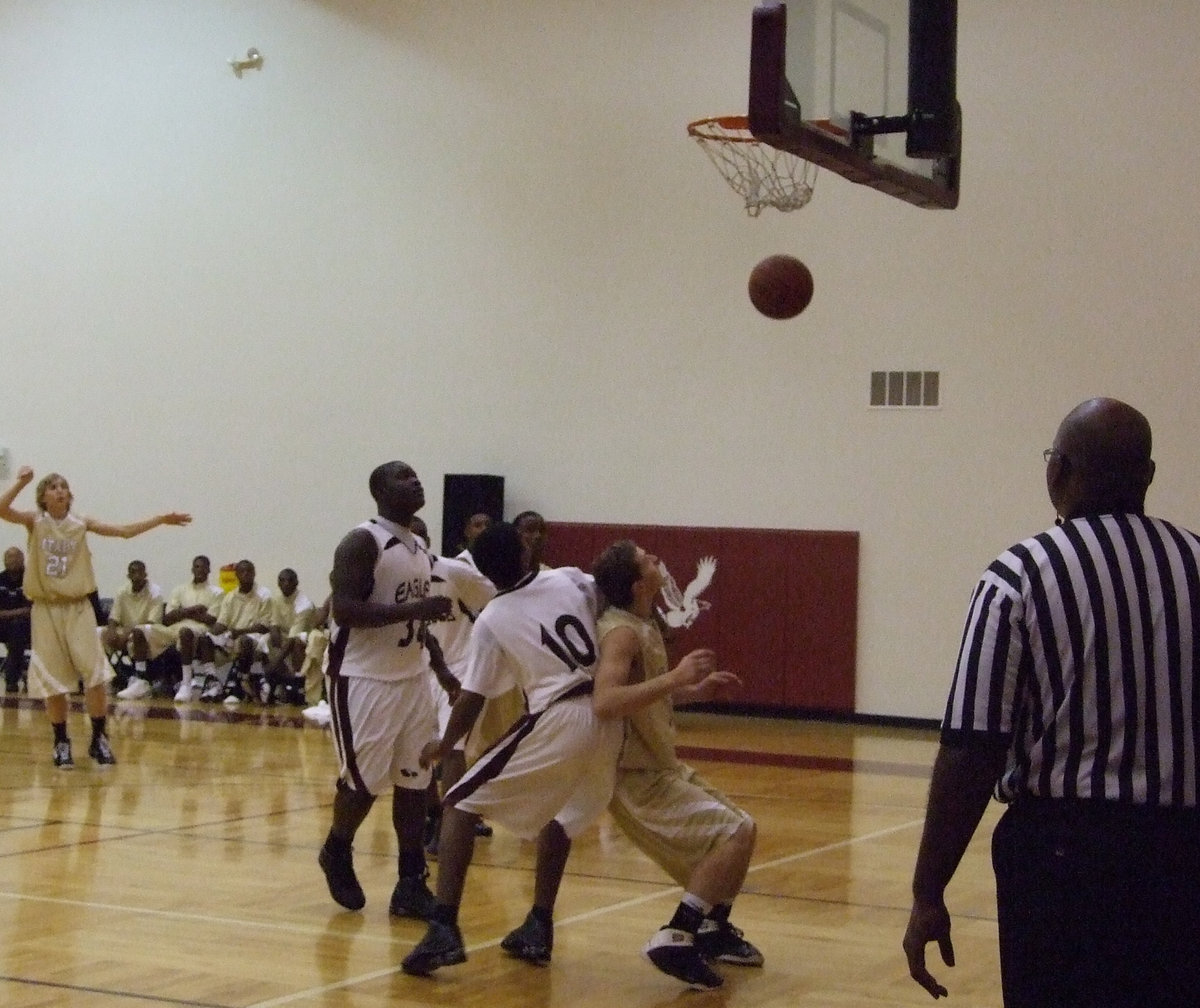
{"left": 460, "top": 510, "right": 546, "bottom": 767}
{"left": 407, "top": 515, "right": 496, "bottom": 853}
{"left": 317, "top": 461, "right": 452, "bottom": 920}
{"left": 402, "top": 522, "right": 707, "bottom": 976}
{"left": 0, "top": 466, "right": 190, "bottom": 768}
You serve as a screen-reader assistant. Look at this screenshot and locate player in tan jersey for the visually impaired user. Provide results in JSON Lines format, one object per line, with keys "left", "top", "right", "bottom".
{"left": 162, "top": 555, "right": 224, "bottom": 701}
{"left": 104, "top": 561, "right": 169, "bottom": 657}
{"left": 0, "top": 466, "right": 190, "bottom": 768}
{"left": 102, "top": 559, "right": 174, "bottom": 700}
{"left": 260, "top": 567, "right": 316, "bottom": 703}
{"left": 588, "top": 540, "right": 762, "bottom": 990}
{"left": 298, "top": 595, "right": 331, "bottom": 708}
{"left": 196, "top": 559, "right": 272, "bottom": 704}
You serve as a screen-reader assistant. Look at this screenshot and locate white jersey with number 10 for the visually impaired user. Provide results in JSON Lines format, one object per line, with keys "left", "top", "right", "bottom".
{"left": 460, "top": 566, "right": 599, "bottom": 714}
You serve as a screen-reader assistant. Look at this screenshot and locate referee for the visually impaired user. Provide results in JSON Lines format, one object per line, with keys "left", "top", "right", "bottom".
{"left": 903, "top": 398, "right": 1199, "bottom": 1008}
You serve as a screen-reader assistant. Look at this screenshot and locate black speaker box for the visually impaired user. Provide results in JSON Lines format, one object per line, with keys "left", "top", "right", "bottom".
{"left": 441, "top": 474, "right": 504, "bottom": 557}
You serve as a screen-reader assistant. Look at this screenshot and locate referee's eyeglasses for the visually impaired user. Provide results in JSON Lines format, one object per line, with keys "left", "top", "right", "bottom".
{"left": 1043, "top": 448, "right": 1067, "bottom": 465}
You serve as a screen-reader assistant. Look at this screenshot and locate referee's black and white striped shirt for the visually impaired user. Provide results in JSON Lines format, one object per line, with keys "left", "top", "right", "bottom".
{"left": 942, "top": 512, "right": 1200, "bottom": 809}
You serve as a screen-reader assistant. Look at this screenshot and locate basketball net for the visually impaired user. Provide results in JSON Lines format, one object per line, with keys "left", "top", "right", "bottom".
{"left": 687, "top": 115, "right": 816, "bottom": 217}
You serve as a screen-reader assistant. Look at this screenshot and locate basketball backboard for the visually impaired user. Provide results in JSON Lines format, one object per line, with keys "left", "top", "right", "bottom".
{"left": 748, "top": 0, "right": 960, "bottom": 209}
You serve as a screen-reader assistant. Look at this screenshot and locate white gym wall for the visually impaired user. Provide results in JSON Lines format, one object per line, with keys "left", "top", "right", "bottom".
{"left": 3, "top": 1, "right": 1198, "bottom": 719}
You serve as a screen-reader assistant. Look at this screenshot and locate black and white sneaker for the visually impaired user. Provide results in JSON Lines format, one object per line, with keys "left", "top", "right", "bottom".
{"left": 644, "top": 927, "right": 724, "bottom": 990}
{"left": 500, "top": 910, "right": 553, "bottom": 966}
{"left": 695, "top": 919, "right": 764, "bottom": 966}
{"left": 199, "top": 677, "right": 222, "bottom": 703}
{"left": 88, "top": 735, "right": 117, "bottom": 766}
{"left": 401, "top": 920, "right": 466, "bottom": 976}
{"left": 53, "top": 739, "right": 74, "bottom": 769}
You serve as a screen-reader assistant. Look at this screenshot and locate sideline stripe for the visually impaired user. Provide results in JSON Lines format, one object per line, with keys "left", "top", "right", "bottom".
{"left": 0, "top": 890, "right": 395, "bottom": 945}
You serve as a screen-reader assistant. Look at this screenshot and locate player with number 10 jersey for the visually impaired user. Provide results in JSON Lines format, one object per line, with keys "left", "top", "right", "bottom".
{"left": 446, "top": 564, "right": 622, "bottom": 841}
{"left": 463, "top": 566, "right": 598, "bottom": 714}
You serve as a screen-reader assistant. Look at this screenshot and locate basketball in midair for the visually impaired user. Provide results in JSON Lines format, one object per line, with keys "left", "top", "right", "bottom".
{"left": 748, "top": 254, "right": 814, "bottom": 319}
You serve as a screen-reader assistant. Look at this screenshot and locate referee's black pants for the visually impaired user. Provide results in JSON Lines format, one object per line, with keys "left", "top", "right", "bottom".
{"left": 992, "top": 796, "right": 1199, "bottom": 1008}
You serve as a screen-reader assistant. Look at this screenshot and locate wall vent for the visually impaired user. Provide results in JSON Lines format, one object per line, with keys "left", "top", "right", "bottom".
{"left": 869, "top": 370, "right": 940, "bottom": 408}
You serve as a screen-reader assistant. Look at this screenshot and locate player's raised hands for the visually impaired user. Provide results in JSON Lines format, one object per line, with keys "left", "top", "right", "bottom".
{"left": 688, "top": 668, "right": 743, "bottom": 703}
{"left": 671, "top": 648, "right": 716, "bottom": 688}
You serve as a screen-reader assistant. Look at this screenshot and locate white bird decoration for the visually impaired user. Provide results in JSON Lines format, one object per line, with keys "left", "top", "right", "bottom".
{"left": 656, "top": 556, "right": 717, "bottom": 629}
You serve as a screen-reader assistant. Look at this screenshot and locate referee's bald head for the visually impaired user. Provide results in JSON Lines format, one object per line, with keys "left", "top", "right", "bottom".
{"left": 1052, "top": 398, "right": 1155, "bottom": 516}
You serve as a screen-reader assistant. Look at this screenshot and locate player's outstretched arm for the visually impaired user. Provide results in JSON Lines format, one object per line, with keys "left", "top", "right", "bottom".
{"left": 88, "top": 512, "right": 192, "bottom": 538}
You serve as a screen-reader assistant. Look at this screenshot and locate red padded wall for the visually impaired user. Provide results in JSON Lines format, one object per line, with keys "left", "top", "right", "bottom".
{"left": 545, "top": 523, "right": 858, "bottom": 714}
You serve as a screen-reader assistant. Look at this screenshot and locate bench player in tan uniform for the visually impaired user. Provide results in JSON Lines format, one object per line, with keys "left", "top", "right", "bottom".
{"left": 104, "top": 559, "right": 176, "bottom": 699}
{"left": 161, "top": 555, "right": 224, "bottom": 702}
{"left": 259, "top": 567, "right": 316, "bottom": 704}
{"left": 197, "top": 559, "right": 272, "bottom": 704}
{"left": 0, "top": 466, "right": 190, "bottom": 767}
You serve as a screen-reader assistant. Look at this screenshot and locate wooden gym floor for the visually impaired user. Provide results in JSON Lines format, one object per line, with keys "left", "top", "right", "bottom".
{"left": 0, "top": 694, "right": 1005, "bottom": 1007}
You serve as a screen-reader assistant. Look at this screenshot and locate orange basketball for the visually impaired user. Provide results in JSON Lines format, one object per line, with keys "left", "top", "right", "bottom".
{"left": 748, "top": 254, "right": 814, "bottom": 319}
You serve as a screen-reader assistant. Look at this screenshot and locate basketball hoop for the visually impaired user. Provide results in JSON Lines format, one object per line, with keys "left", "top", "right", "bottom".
{"left": 687, "top": 115, "right": 817, "bottom": 216}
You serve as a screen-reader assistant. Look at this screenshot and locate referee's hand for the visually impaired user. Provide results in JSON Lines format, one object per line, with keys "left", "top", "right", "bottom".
{"left": 903, "top": 898, "right": 953, "bottom": 999}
